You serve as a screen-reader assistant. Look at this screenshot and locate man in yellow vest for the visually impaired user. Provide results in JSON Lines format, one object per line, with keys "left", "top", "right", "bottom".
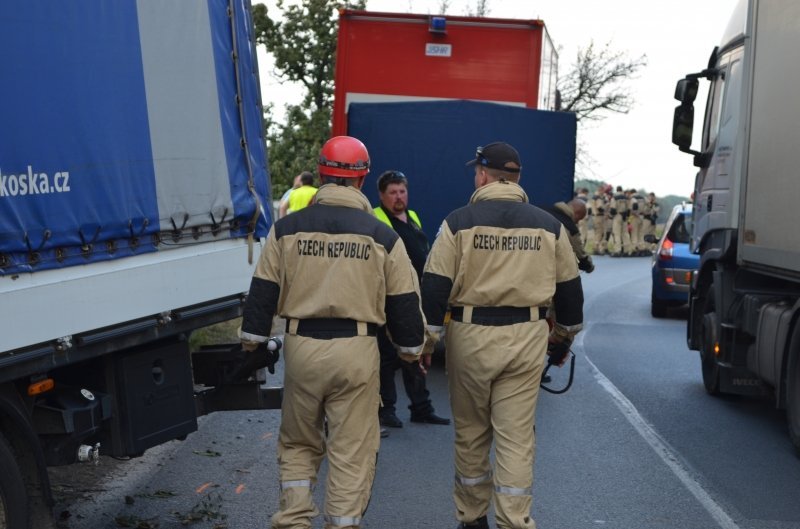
{"left": 287, "top": 171, "right": 318, "bottom": 213}
{"left": 373, "top": 170, "right": 450, "bottom": 430}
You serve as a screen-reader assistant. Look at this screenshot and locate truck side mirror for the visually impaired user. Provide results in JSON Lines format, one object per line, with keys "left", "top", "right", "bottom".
{"left": 672, "top": 104, "right": 695, "bottom": 150}
{"left": 674, "top": 78, "right": 698, "bottom": 105}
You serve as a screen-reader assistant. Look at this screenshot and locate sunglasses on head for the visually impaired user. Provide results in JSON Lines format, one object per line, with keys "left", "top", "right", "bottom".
{"left": 475, "top": 146, "right": 489, "bottom": 166}
{"left": 384, "top": 170, "right": 407, "bottom": 181}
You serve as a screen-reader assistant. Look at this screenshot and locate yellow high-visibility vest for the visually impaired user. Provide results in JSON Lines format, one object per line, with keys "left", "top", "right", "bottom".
{"left": 288, "top": 185, "right": 318, "bottom": 212}
{"left": 373, "top": 207, "right": 421, "bottom": 228}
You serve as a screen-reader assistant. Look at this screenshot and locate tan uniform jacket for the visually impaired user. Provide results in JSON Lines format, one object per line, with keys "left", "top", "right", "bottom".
{"left": 421, "top": 182, "right": 583, "bottom": 335}
{"left": 643, "top": 199, "right": 659, "bottom": 224}
{"left": 630, "top": 194, "right": 645, "bottom": 217}
{"left": 610, "top": 193, "right": 629, "bottom": 217}
{"left": 241, "top": 184, "right": 425, "bottom": 354}
{"left": 589, "top": 193, "right": 606, "bottom": 217}
{"left": 550, "top": 201, "right": 589, "bottom": 261}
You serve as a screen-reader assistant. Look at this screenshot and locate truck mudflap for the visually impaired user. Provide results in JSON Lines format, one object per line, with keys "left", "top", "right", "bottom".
{"left": 716, "top": 361, "right": 770, "bottom": 397}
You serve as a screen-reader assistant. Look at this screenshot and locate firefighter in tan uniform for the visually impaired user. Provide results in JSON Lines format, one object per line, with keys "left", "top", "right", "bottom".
{"left": 421, "top": 142, "right": 584, "bottom": 529}
{"left": 240, "top": 136, "right": 428, "bottom": 529}
{"left": 628, "top": 189, "right": 646, "bottom": 256}
{"left": 545, "top": 200, "right": 595, "bottom": 274}
{"left": 642, "top": 192, "right": 659, "bottom": 253}
{"left": 589, "top": 185, "right": 609, "bottom": 255}
{"left": 609, "top": 185, "right": 632, "bottom": 256}
{"left": 574, "top": 187, "right": 589, "bottom": 248}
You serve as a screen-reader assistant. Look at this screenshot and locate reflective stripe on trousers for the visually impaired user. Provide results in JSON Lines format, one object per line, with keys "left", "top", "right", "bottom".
{"left": 495, "top": 485, "right": 532, "bottom": 496}
{"left": 456, "top": 471, "right": 492, "bottom": 487}
{"left": 456, "top": 474, "right": 531, "bottom": 497}
{"left": 281, "top": 479, "right": 312, "bottom": 490}
{"left": 325, "top": 514, "right": 362, "bottom": 527}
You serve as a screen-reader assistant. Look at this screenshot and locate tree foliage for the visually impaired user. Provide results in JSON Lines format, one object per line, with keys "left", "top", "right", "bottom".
{"left": 252, "top": 0, "right": 365, "bottom": 196}
{"left": 254, "top": 3, "right": 644, "bottom": 192}
{"left": 558, "top": 41, "right": 647, "bottom": 122}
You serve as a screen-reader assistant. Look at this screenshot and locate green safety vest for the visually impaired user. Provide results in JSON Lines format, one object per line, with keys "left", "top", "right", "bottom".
{"left": 373, "top": 207, "right": 421, "bottom": 228}
{"left": 288, "top": 185, "right": 318, "bottom": 212}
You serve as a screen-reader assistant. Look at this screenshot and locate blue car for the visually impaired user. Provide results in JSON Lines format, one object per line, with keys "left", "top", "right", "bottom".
{"left": 650, "top": 204, "right": 699, "bottom": 318}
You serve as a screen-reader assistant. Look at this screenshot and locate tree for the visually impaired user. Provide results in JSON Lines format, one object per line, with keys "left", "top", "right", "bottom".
{"left": 558, "top": 41, "right": 647, "bottom": 177}
{"left": 463, "top": 0, "right": 489, "bottom": 17}
{"left": 252, "top": 0, "right": 365, "bottom": 196}
{"left": 558, "top": 41, "right": 647, "bottom": 123}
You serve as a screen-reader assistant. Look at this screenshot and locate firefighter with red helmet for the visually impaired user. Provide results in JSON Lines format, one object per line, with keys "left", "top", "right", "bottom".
{"left": 240, "top": 136, "right": 428, "bottom": 529}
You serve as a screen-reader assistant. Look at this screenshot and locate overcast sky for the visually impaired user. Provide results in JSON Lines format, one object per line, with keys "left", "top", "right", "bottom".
{"left": 257, "top": 0, "right": 740, "bottom": 197}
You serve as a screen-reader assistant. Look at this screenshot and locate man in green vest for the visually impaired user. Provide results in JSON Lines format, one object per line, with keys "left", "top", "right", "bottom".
{"left": 287, "top": 171, "right": 318, "bottom": 213}
{"left": 374, "top": 170, "right": 450, "bottom": 429}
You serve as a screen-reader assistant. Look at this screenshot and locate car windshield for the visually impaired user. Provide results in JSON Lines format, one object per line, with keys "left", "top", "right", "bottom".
{"left": 668, "top": 212, "right": 693, "bottom": 244}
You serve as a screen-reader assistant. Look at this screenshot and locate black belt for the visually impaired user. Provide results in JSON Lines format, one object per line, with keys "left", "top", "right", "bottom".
{"left": 286, "top": 318, "right": 377, "bottom": 339}
{"left": 449, "top": 306, "right": 547, "bottom": 326}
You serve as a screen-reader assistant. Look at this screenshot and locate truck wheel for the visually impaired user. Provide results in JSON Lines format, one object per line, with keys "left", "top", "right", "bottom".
{"left": 651, "top": 287, "right": 668, "bottom": 318}
{"left": 0, "top": 434, "right": 28, "bottom": 529}
{"left": 787, "top": 351, "right": 800, "bottom": 456}
{"left": 700, "top": 284, "right": 720, "bottom": 396}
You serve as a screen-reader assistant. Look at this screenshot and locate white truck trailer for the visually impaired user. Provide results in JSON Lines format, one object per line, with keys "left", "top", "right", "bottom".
{"left": 672, "top": 0, "right": 800, "bottom": 454}
{"left": 0, "top": 2, "right": 279, "bottom": 526}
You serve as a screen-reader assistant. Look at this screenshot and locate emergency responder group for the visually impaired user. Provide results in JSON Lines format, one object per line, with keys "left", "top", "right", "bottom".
{"left": 241, "top": 137, "right": 587, "bottom": 529}
{"left": 582, "top": 185, "right": 659, "bottom": 257}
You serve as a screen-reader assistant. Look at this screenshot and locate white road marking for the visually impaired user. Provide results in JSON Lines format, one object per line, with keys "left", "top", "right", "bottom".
{"left": 574, "top": 327, "right": 741, "bottom": 529}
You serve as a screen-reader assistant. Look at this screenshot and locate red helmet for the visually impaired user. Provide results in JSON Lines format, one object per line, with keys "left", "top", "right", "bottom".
{"left": 318, "top": 136, "right": 370, "bottom": 178}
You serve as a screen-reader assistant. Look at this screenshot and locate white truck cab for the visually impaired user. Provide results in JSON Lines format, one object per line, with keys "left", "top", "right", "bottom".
{"left": 671, "top": 0, "right": 800, "bottom": 455}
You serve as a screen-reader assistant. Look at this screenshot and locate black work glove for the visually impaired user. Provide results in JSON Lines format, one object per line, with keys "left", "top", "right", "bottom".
{"left": 609, "top": 207, "right": 617, "bottom": 216}
{"left": 547, "top": 339, "right": 572, "bottom": 367}
{"left": 262, "top": 339, "right": 281, "bottom": 374}
{"left": 578, "top": 256, "right": 595, "bottom": 273}
{"left": 227, "top": 339, "right": 282, "bottom": 382}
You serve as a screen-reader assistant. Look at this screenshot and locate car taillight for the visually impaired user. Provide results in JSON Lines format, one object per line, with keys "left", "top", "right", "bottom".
{"left": 659, "top": 238, "right": 674, "bottom": 260}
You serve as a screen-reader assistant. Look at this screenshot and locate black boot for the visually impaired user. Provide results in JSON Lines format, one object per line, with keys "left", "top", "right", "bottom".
{"left": 379, "top": 411, "right": 403, "bottom": 428}
{"left": 457, "top": 515, "right": 489, "bottom": 529}
{"left": 410, "top": 412, "right": 450, "bottom": 425}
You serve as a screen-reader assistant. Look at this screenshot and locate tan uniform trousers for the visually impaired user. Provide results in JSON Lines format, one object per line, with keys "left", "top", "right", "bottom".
{"left": 446, "top": 318, "right": 549, "bottom": 529}
{"left": 272, "top": 334, "right": 380, "bottom": 529}
{"left": 577, "top": 217, "right": 588, "bottom": 247}
{"left": 592, "top": 215, "right": 606, "bottom": 254}
{"left": 629, "top": 215, "right": 642, "bottom": 251}
{"left": 611, "top": 214, "right": 632, "bottom": 255}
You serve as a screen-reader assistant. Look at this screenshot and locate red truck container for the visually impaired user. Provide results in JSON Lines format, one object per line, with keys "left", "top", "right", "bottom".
{"left": 332, "top": 9, "right": 558, "bottom": 136}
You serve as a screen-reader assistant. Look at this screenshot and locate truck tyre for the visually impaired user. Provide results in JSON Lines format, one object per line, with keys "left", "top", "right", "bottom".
{"left": 787, "top": 349, "right": 800, "bottom": 456}
{"left": 651, "top": 287, "right": 668, "bottom": 318}
{"left": 0, "top": 433, "right": 28, "bottom": 529}
{"left": 700, "top": 284, "right": 721, "bottom": 395}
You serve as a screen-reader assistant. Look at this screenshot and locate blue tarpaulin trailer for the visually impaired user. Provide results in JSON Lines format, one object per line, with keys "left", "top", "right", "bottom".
{"left": 0, "top": 0, "right": 273, "bottom": 356}
{"left": 0, "top": 0, "right": 271, "bottom": 276}
{"left": 0, "top": 4, "right": 277, "bottom": 525}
